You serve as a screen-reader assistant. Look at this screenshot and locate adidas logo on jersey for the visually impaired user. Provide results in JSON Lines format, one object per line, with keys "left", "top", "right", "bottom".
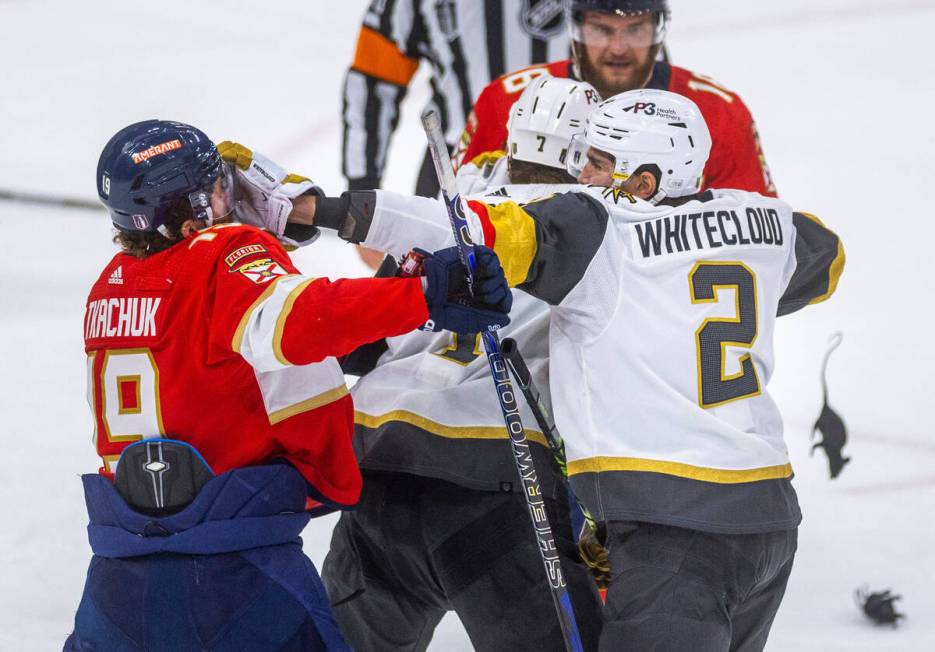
{"left": 108, "top": 266, "right": 124, "bottom": 285}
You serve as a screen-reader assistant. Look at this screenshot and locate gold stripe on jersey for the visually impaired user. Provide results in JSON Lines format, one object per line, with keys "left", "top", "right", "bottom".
{"left": 355, "top": 409, "right": 549, "bottom": 448}
{"left": 799, "top": 212, "right": 845, "bottom": 306}
{"left": 568, "top": 456, "right": 793, "bottom": 484}
{"left": 273, "top": 278, "right": 316, "bottom": 366}
{"left": 268, "top": 384, "right": 350, "bottom": 425}
{"left": 469, "top": 150, "right": 506, "bottom": 169}
{"left": 231, "top": 275, "right": 293, "bottom": 354}
{"left": 485, "top": 201, "right": 538, "bottom": 286}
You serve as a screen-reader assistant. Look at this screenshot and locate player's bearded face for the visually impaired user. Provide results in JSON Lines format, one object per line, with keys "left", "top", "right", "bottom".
{"left": 576, "top": 12, "right": 658, "bottom": 97}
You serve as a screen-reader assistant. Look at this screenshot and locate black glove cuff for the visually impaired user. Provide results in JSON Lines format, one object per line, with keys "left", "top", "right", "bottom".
{"left": 282, "top": 223, "right": 320, "bottom": 244}
{"left": 313, "top": 191, "right": 377, "bottom": 244}
{"left": 314, "top": 195, "right": 350, "bottom": 232}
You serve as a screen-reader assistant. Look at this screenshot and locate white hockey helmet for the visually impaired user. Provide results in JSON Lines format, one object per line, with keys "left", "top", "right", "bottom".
{"left": 567, "top": 88, "right": 712, "bottom": 201}
{"left": 507, "top": 75, "right": 602, "bottom": 170}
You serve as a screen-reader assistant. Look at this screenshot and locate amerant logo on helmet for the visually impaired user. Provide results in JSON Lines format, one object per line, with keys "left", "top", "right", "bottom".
{"left": 131, "top": 139, "right": 183, "bottom": 165}
{"left": 131, "top": 214, "right": 149, "bottom": 230}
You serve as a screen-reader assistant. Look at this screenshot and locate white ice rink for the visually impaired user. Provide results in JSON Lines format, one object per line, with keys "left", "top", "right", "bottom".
{"left": 1, "top": 1, "right": 934, "bottom": 649}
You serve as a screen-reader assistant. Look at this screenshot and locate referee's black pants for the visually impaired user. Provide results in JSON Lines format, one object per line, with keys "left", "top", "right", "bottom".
{"left": 321, "top": 470, "right": 603, "bottom": 651}
{"left": 600, "top": 521, "right": 797, "bottom": 652}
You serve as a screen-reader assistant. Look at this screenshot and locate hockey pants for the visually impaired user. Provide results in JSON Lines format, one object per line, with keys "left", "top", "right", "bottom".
{"left": 321, "top": 470, "right": 604, "bottom": 651}
{"left": 600, "top": 521, "right": 797, "bottom": 652}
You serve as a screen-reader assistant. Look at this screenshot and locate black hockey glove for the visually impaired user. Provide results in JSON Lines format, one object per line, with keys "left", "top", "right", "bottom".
{"left": 420, "top": 245, "right": 512, "bottom": 334}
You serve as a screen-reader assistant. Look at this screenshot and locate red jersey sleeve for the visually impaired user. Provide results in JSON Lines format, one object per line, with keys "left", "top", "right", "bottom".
{"left": 202, "top": 225, "right": 428, "bottom": 370}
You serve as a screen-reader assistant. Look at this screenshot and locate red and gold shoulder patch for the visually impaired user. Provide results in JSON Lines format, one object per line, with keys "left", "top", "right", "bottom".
{"left": 234, "top": 258, "right": 288, "bottom": 284}
{"left": 223, "top": 243, "right": 286, "bottom": 284}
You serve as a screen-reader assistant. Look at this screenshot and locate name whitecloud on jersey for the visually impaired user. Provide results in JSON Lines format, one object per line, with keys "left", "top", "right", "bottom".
{"left": 634, "top": 203, "right": 784, "bottom": 259}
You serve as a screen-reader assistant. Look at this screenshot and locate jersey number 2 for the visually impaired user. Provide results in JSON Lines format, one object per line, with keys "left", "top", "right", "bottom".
{"left": 689, "top": 262, "right": 761, "bottom": 408}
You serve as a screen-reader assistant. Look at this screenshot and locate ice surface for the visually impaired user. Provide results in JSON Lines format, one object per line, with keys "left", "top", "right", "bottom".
{"left": 1, "top": 1, "right": 933, "bottom": 649}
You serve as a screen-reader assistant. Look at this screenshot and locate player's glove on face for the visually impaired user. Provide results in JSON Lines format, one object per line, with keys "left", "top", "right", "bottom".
{"left": 217, "top": 141, "right": 323, "bottom": 248}
{"left": 420, "top": 246, "right": 512, "bottom": 333}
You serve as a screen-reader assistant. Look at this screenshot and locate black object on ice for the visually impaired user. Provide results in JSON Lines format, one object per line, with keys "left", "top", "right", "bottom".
{"left": 856, "top": 587, "right": 904, "bottom": 626}
{"left": 811, "top": 332, "right": 850, "bottom": 478}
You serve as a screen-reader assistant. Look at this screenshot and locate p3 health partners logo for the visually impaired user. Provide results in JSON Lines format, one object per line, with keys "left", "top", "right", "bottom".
{"left": 622, "top": 101, "right": 681, "bottom": 121}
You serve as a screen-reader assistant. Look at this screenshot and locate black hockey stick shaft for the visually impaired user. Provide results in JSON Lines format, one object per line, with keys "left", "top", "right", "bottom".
{"left": 500, "top": 338, "right": 598, "bottom": 539}
{"left": 0, "top": 188, "right": 103, "bottom": 211}
{"left": 421, "top": 109, "right": 583, "bottom": 652}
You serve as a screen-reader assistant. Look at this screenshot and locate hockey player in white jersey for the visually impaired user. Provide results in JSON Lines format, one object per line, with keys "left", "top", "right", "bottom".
{"left": 313, "top": 89, "right": 845, "bottom": 650}
{"left": 316, "top": 78, "right": 605, "bottom": 651}
{"left": 455, "top": 74, "right": 601, "bottom": 195}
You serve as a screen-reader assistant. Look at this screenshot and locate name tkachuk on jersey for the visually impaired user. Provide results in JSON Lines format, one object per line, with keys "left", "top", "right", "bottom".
{"left": 85, "top": 297, "right": 161, "bottom": 340}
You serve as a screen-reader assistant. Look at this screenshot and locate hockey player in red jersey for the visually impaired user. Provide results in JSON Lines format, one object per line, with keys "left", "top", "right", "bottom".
{"left": 455, "top": 0, "right": 777, "bottom": 197}
{"left": 65, "top": 120, "right": 511, "bottom": 651}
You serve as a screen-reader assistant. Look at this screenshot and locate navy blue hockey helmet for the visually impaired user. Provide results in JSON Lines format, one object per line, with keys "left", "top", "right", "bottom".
{"left": 96, "top": 120, "right": 234, "bottom": 233}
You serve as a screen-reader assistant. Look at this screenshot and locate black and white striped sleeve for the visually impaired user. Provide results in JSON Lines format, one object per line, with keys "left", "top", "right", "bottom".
{"left": 342, "top": 0, "right": 425, "bottom": 190}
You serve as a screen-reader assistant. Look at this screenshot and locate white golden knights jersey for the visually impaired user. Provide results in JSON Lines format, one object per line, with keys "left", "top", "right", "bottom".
{"left": 347, "top": 182, "right": 569, "bottom": 494}
{"left": 361, "top": 186, "right": 845, "bottom": 532}
{"left": 343, "top": 0, "right": 568, "bottom": 189}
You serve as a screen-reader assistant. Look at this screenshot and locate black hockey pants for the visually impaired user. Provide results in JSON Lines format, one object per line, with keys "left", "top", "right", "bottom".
{"left": 600, "top": 521, "right": 797, "bottom": 652}
{"left": 321, "top": 470, "right": 603, "bottom": 651}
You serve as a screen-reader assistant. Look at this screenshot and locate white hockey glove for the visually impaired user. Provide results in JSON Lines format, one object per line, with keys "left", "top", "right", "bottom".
{"left": 217, "top": 141, "right": 322, "bottom": 248}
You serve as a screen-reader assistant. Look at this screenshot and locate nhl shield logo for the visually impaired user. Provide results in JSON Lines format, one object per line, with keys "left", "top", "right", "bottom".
{"left": 520, "top": 0, "right": 565, "bottom": 39}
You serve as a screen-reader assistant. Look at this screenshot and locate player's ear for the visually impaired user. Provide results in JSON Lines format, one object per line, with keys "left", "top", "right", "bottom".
{"left": 180, "top": 219, "right": 201, "bottom": 238}
{"left": 629, "top": 170, "right": 657, "bottom": 200}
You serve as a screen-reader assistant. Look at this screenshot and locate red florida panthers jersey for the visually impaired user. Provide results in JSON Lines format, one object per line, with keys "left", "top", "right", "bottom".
{"left": 84, "top": 223, "right": 428, "bottom": 509}
{"left": 455, "top": 60, "right": 777, "bottom": 196}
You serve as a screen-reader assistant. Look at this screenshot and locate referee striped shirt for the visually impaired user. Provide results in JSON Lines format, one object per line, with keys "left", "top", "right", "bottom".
{"left": 343, "top": 0, "right": 569, "bottom": 190}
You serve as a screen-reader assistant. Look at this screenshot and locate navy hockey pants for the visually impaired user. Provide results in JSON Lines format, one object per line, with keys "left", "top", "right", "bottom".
{"left": 64, "top": 466, "right": 350, "bottom": 651}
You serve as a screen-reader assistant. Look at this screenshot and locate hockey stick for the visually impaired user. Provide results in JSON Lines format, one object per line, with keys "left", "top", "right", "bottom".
{"left": 500, "top": 338, "right": 597, "bottom": 539}
{"left": 501, "top": 338, "right": 610, "bottom": 594}
{"left": 0, "top": 188, "right": 103, "bottom": 211}
{"left": 421, "top": 109, "right": 584, "bottom": 652}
